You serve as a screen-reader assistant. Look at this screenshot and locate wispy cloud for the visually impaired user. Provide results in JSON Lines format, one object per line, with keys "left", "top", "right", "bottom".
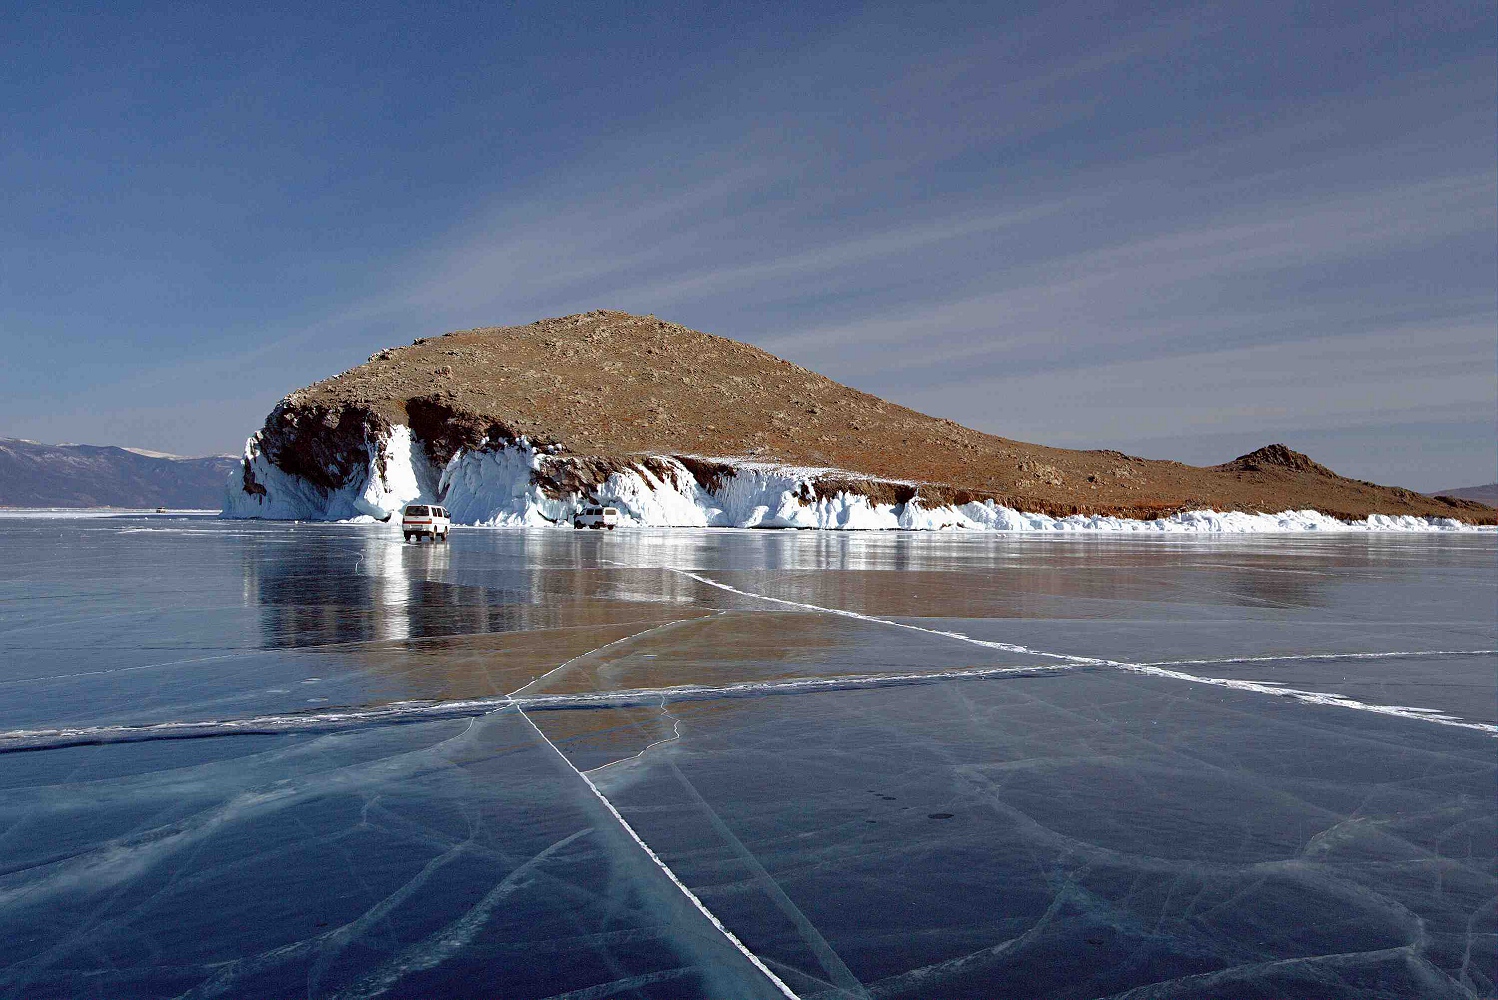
{"left": 892, "top": 318, "right": 1495, "bottom": 441}
{"left": 757, "top": 170, "right": 1495, "bottom": 371}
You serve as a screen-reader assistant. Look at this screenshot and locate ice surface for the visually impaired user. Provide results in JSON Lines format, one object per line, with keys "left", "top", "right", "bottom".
{"left": 0, "top": 518, "right": 1492, "bottom": 997}
{"left": 0, "top": 711, "right": 793, "bottom": 999}
{"left": 592, "top": 675, "right": 1495, "bottom": 998}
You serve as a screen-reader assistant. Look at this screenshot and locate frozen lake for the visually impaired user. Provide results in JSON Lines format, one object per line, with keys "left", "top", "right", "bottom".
{"left": 0, "top": 517, "right": 1492, "bottom": 999}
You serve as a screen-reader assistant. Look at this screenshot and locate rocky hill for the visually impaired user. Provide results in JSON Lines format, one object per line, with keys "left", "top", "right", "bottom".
{"left": 1, "top": 438, "right": 238, "bottom": 508}
{"left": 226, "top": 310, "right": 1494, "bottom": 528}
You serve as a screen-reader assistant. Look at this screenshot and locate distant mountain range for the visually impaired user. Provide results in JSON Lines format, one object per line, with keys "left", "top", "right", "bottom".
{"left": 0, "top": 438, "right": 238, "bottom": 508}
{"left": 1431, "top": 483, "right": 1498, "bottom": 505}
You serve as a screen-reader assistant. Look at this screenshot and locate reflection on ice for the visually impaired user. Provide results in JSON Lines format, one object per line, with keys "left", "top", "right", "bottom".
{"left": 519, "top": 609, "right": 1059, "bottom": 697}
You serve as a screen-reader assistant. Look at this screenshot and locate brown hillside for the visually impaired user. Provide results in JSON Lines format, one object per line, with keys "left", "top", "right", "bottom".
{"left": 269, "top": 310, "right": 1493, "bottom": 523}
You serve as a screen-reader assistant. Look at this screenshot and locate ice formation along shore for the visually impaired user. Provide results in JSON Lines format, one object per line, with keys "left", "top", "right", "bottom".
{"left": 224, "top": 425, "right": 1475, "bottom": 533}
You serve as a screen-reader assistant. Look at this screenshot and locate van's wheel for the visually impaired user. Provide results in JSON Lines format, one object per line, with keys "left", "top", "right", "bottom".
{"left": 439, "top": 531, "right": 448, "bottom": 543}
{"left": 403, "top": 533, "right": 411, "bottom": 543}
{"left": 606, "top": 524, "right": 615, "bottom": 530}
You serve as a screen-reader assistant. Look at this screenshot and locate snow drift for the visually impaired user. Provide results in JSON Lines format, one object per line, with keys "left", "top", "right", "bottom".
{"left": 224, "top": 424, "right": 1475, "bottom": 533}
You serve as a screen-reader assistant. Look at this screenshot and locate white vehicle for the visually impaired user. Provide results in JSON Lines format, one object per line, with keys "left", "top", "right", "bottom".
{"left": 573, "top": 505, "right": 619, "bottom": 530}
{"left": 402, "top": 504, "right": 451, "bottom": 542}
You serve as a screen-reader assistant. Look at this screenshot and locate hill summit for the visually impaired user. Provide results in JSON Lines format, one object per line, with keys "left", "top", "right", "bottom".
{"left": 228, "top": 310, "right": 1492, "bottom": 527}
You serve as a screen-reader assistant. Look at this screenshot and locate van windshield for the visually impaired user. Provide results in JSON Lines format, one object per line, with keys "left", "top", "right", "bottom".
{"left": 404, "top": 505, "right": 430, "bottom": 516}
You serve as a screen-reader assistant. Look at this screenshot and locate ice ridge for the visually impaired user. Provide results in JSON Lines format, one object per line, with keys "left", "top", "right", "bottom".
{"left": 10, "top": 636, "right": 1490, "bottom": 756}
{"left": 0, "top": 666, "right": 1073, "bottom": 754}
{"left": 224, "top": 426, "right": 1480, "bottom": 532}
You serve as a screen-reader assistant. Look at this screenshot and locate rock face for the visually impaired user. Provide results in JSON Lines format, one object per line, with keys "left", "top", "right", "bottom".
{"left": 0, "top": 438, "right": 238, "bottom": 508}
{"left": 225, "top": 310, "right": 1494, "bottom": 528}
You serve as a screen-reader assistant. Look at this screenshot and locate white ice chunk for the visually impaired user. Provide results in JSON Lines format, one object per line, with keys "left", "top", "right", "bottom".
{"left": 223, "top": 429, "right": 1485, "bottom": 534}
{"left": 224, "top": 424, "right": 436, "bottom": 522}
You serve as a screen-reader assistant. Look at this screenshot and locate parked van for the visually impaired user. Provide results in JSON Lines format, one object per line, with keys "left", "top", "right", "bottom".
{"left": 402, "top": 504, "right": 451, "bottom": 542}
{"left": 573, "top": 505, "right": 619, "bottom": 530}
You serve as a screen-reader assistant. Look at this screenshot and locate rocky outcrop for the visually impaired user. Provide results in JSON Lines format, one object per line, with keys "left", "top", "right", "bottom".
{"left": 255, "top": 401, "right": 391, "bottom": 493}
{"left": 1217, "top": 444, "right": 1337, "bottom": 476}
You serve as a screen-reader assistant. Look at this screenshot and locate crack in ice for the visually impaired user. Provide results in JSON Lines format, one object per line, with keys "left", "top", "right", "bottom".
{"left": 656, "top": 759, "right": 872, "bottom": 999}
{"left": 1144, "top": 649, "right": 1497, "bottom": 667}
{"left": 584, "top": 694, "right": 684, "bottom": 776}
{"left": 0, "top": 665, "right": 1073, "bottom": 754}
{"left": 671, "top": 570, "right": 1498, "bottom": 737}
{"left": 517, "top": 711, "right": 802, "bottom": 999}
{"left": 326, "top": 826, "right": 594, "bottom": 1000}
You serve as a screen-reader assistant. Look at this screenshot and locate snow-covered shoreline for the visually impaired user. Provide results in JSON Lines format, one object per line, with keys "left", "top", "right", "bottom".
{"left": 223, "top": 425, "right": 1481, "bottom": 534}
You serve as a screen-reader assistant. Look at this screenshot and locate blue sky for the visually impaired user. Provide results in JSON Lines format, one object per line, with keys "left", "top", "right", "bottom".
{"left": 2, "top": 1, "right": 1492, "bottom": 490}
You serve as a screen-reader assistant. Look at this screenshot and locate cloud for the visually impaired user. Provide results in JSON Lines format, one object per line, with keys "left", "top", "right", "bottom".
{"left": 755, "top": 169, "right": 1495, "bottom": 378}
{"left": 890, "top": 318, "right": 1495, "bottom": 442}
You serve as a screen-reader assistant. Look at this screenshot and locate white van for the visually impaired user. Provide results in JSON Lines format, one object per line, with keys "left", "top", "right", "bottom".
{"left": 402, "top": 504, "right": 451, "bottom": 542}
{"left": 573, "top": 505, "right": 620, "bottom": 530}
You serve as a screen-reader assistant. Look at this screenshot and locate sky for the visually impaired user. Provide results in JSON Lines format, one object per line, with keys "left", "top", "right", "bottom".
{"left": 1, "top": 1, "right": 1493, "bottom": 491}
